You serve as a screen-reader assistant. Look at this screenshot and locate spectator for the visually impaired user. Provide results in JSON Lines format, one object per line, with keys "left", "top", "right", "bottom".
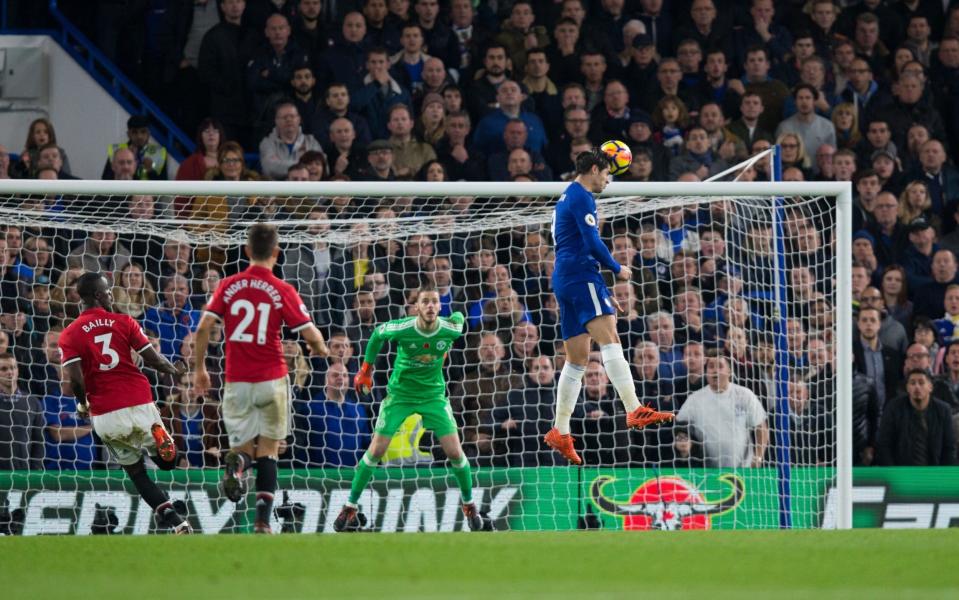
{"left": 13, "top": 235, "right": 52, "bottom": 287}
{"left": 142, "top": 274, "right": 200, "bottom": 361}
{"left": 901, "top": 217, "right": 939, "bottom": 289}
{"left": 326, "top": 118, "right": 364, "bottom": 179}
{"left": 854, "top": 306, "right": 904, "bottom": 410}
{"left": 674, "top": 340, "right": 706, "bottom": 406}
{"left": 494, "top": 1, "right": 549, "bottom": 77}
{"left": 0, "top": 353, "right": 43, "bottom": 470}
{"left": 652, "top": 95, "right": 691, "bottom": 157}
{"left": 915, "top": 249, "right": 959, "bottom": 318}
{"left": 11, "top": 117, "right": 72, "bottom": 179}
{"left": 740, "top": 46, "right": 790, "bottom": 134}
{"left": 312, "top": 83, "right": 373, "bottom": 150}
{"left": 580, "top": 359, "right": 630, "bottom": 466}
{"left": 108, "top": 147, "right": 138, "bottom": 181}
{"left": 488, "top": 120, "right": 551, "bottom": 182}
{"left": 34, "top": 144, "right": 76, "bottom": 181}
{"left": 258, "top": 101, "right": 324, "bottom": 180}
{"left": 907, "top": 139, "right": 959, "bottom": 217}
{"left": 545, "top": 106, "right": 591, "bottom": 177}
{"left": 197, "top": 0, "right": 255, "bottom": 145}
{"left": 389, "top": 23, "right": 432, "bottom": 93}
{"left": 452, "top": 332, "right": 524, "bottom": 465}
{"left": 787, "top": 380, "right": 833, "bottom": 465}
{"left": 353, "top": 47, "right": 413, "bottom": 140}
{"left": 415, "top": 93, "right": 446, "bottom": 146}
{"left": 860, "top": 286, "right": 909, "bottom": 355}
{"left": 776, "top": 84, "right": 837, "bottom": 156}
{"left": 668, "top": 126, "right": 730, "bottom": 181}
{"left": 877, "top": 369, "right": 957, "bottom": 465}
{"left": 494, "top": 355, "right": 570, "bottom": 466}
{"left": 647, "top": 310, "right": 686, "bottom": 380}
{"left": 318, "top": 11, "right": 369, "bottom": 94}
{"left": 473, "top": 79, "right": 547, "bottom": 156}
{"left": 467, "top": 44, "right": 510, "bottom": 120}
{"left": 434, "top": 111, "right": 486, "bottom": 181}
{"left": 676, "top": 354, "right": 769, "bottom": 468}
{"left": 103, "top": 115, "right": 169, "bottom": 180}
{"left": 386, "top": 104, "right": 436, "bottom": 178}
{"left": 246, "top": 13, "right": 308, "bottom": 131}
{"left": 159, "top": 371, "right": 223, "bottom": 468}
{"left": 66, "top": 230, "right": 133, "bottom": 278}
{"left": 294, "top": 362, "right": 371, "bottom": 467}
{"left": 776, "top": 131, "right": 812, "bottom": 177}
{"left": 357, "top": 139, "right": 398, "bottom": 181}
{"left": 364, "top": 0, "right": 401, "bottom": 54}
{"left": 831, "top": 103, "right": 861, "bottom": 151}
{"left": 412, "top": 0, "right": 457, "bottom": 71}
{"left": 113, "top": 262, "right": 157, "bottom": 320}
{"left": 176, "top": 119, "right": 225, "bottom": 181}
{"left": 896, "top": 343, "right": 959, "bottom": 410}
{"left": 289, "top": 65, "right": 322, "bottom": 135}
{"left": 448, "top": 0, "right": 491, "bottom": 76}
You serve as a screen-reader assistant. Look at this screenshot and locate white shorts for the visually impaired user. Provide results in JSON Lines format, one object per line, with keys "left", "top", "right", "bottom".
{"left": 222, "top": 377, "right": 291, "bottom": 447}
{"left": 92, "top": 403, "right": 165, "bottom": 466}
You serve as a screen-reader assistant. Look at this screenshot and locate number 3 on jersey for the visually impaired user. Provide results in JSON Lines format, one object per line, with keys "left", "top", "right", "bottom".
{"left": 229, "top": 300, "right": 271, "bottom": 345}
{"left": 94, "top": 333, "right": 120, "bottom": 371}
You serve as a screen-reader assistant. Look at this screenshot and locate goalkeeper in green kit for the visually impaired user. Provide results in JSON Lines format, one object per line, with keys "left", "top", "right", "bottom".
{"left": 333, "top": 284, "right": 490, "bottom": 532}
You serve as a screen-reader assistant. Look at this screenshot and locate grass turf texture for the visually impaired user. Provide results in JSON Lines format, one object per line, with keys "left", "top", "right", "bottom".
{"left": 2, "top": 530, "right": 956, "bottom": 599}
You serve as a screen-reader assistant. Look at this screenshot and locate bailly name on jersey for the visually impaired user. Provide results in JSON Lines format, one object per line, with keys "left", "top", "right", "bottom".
{"left": 222, "top": 277, "right": 284, "bottom": 308}
{"left": 81, "top": 318, "right": 116, "bottom": 333}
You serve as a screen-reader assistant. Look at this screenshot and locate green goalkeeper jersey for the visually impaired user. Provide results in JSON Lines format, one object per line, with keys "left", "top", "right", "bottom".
{"left": 363, "top": 312, "right": 465, "bottom": 402}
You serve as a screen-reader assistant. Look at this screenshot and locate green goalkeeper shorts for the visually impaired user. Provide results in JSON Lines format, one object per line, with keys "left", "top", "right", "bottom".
{"left": 374, "top": 395, "right": 458, "bottom": 438}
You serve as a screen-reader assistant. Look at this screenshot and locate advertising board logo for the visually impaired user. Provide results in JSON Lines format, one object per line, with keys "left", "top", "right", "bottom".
{"left": 590, "top": 474, "right": 745, "bottom": 530}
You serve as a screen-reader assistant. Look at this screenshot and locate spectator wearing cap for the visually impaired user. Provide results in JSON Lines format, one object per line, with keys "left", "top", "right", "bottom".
{"left": 258, "top": 101, "right": 324, "bottom": 180}
{"left": 357, "top": 139, "right": 397, "bottom": 181}
{"left": 877, "top": 369, "right": 957, "bottom": 466}
{"left": 103, "top": 115, "right": 169, "bottom": 180}
{"left": 906, "top": 139, "right": 959, "bottom": 218}
{"left": 915, "top": 249, "right": 959, "bottom": 319}
{"left": 775, "top": 84, "right": 837, "bottom": 158}
{"left": 614, "top": 33, "right": 657, "bottom": 103}
{"left": 668, "top": 127, "right": 730, "bottom": 181}
{"left": 473, "top": 79, "right": 547, "bottom": 156}
{"left": 865, "top": 191, "right": 909, "bottom": 267}
{"left": 353, "top": 47, "right": 413, "bottom": 140}
{"left": 385, "top": 104, "right": 436, "bottom": 178}
{"left": 624, "top": 111, "right": 670, "bottom": 181}
{"left": 853, "top": 230, "right": 880, "bottom": 273}
{"left": 739, "top": 46, "right": 790, "bottom": 134}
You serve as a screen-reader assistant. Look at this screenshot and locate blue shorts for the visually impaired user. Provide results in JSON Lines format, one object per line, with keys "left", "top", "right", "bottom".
{"left": 555, "top": 278, "right": 616, "bottom": 340}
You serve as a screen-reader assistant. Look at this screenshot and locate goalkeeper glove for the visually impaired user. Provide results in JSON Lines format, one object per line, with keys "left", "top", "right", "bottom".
{"left": 354, "top": 362, "right": 374, "bottom": 395}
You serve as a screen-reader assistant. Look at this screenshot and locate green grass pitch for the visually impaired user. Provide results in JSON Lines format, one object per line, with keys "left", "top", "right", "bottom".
{"left": 2, "top": 530, "right": 957, "bottom": 599}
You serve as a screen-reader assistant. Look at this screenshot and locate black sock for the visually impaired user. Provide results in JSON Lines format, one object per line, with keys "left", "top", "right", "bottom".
{"left": 255, "top": 457, "right": 277, "bottom": 524}
{"left": 124, "top": 460, "right": 169, "bottom": 510}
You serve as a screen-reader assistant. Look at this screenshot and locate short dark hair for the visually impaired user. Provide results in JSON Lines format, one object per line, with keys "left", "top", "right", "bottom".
{"left": 793, "top": 83, "right": 818, "bottom": 99}
{"left": 906, "top": 368, "right": 932, "bottom": 383}
{"left": 247, "top": 223, "right": 278, "bottom": 260}
{"left": 417, "top": 282, "right": 438, "bottom": 296}
{"left": 76, "top": 272, "right": 105, "bottom": 302}
{"left": 574, "top": 148, "right": 610, "bottom": 175}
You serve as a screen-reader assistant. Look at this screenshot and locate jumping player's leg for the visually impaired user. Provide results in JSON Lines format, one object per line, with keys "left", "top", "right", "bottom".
{"left": 554, "top": 332, "right": 589, "bottom": 435}
{"left": 585, "top": 315, "right": 640, "bottom": 412}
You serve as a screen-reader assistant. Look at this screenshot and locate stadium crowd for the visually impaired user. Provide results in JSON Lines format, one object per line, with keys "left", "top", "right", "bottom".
{"left": 1, "top": 0, "right": 958, "bottom": 472}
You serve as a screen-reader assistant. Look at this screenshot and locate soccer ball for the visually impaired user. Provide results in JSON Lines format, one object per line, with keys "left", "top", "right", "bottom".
{"left": 600, "top": 140, "right": 632, "bottom": 176}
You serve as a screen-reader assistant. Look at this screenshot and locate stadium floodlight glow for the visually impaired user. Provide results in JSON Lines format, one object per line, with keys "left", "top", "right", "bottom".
{"left": 0, "top": 178, "right": 852, "bottom": 533}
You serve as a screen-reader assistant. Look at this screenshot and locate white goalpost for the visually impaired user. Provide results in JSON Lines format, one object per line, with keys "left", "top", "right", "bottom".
{"left": 0, "top": 178, "right": 852, "bottom": 533}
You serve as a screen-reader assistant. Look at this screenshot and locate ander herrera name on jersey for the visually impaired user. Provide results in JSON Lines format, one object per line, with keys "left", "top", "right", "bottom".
{"left": 221, "top": 277, "right": 285, "bottom": 309}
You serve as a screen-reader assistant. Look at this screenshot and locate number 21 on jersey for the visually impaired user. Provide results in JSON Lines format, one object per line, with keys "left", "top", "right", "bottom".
{"left": 230, "top": 300, "right": 270, "bottom": 345}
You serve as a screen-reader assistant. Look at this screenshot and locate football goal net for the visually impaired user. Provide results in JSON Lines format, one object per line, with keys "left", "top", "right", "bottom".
{"left": 0, "top": 178, "right": 852, "bottom": 534}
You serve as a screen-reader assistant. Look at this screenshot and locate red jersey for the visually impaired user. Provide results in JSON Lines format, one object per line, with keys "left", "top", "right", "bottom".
{"left": 58, "top": 307, "right": 154, "bottom": 416}
{"left": 205, "top": 265, "right": 312, "bottom": 383}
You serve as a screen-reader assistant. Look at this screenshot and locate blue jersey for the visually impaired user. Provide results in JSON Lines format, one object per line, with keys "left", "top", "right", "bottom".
{"left": 552, "top": 181, "right": 621, "bottom": 285}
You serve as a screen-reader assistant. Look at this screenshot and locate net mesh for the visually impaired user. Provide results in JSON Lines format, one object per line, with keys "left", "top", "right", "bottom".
{"left": 0, "top": 186, "right": 839, "bottom": 534}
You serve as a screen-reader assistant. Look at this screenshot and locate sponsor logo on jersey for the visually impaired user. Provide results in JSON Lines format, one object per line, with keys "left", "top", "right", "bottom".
{"left": 590, "top": 474, "right": 744, "bottom": 531}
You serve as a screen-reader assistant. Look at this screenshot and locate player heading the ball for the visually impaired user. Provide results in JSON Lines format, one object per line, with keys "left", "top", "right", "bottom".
{"left": 333, "top": 285, "right": 491, "bottom": 532}
{"left": 58, "top": 272, "right": 192, "bottom": 534}
{"left": 194, "top": 223, "right": 330, "bottom": 534}
{"left": 544, "top": 149, "right": 674, "bottom": 465}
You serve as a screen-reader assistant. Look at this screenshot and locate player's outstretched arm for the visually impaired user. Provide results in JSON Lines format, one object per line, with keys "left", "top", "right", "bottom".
{"left": 192, "top": 312, "right": 217, "bottom": 395}
{"left": 140, "top": 345, "right": 186, "bottom": 378}
{"left": 300, "top": 324, "right": 330, "bottom": 357}
{"left": 571, "top": 195, "right": 622, "bottom": 275}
